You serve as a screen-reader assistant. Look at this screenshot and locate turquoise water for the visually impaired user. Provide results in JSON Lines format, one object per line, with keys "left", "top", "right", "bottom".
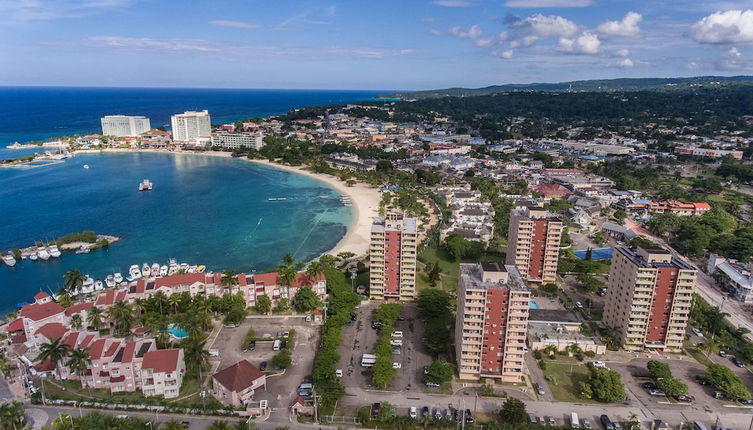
{"left": 529, "top": 300, "right": 540, "bottom": 310}
{"left": 574, "top": 248, "right": 613, "bottom": 260}
{"left": 167, "top": 324, "right": 187, "bottom": 339}
{"left": 0, "top": 152, "right": 351, "bottom": 313}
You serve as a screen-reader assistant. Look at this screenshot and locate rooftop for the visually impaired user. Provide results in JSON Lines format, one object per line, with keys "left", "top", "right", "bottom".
{"left": 142, "top": 349, "right": 181, "bottom": 374}
{"left": 213, "top": 360, "right": 265, "bottom": 392}
{"left": 459, "top": 263, "right": 528, "bottom": 292}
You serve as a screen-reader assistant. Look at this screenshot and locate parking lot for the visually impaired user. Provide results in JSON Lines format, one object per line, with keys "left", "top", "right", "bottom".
{"left": 336, "top": 301, "right": 434, "bottom": 392}
{"left": 209, "top": 315, "right": 320, "bottom": 408}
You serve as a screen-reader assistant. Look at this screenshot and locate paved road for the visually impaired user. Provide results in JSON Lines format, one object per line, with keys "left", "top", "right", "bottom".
{"left": 624, "top": 218, "right": 753, "bottom": 342}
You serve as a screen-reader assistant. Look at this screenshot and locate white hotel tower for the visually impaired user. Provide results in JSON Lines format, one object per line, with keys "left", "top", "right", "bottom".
{"left": 170, "top": 110, "right": 211, "bottom": 144}
{"left": 101, "top": 115, "right": 151, "bottom": 137}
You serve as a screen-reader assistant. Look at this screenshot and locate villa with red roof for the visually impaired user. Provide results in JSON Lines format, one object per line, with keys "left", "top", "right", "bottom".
{"left": 140, "top": 349, "right": 185, "bottom": 398}
{"left": 7, "top": 292, "right": 66, "bottom": 346}
{"left": 212, "top": 359, "right": 266, "bottom": 408}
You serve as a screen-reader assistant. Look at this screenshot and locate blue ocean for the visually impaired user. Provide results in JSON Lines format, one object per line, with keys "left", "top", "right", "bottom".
{"left": 0, "top": 87, "right": 378, "bottom": 313}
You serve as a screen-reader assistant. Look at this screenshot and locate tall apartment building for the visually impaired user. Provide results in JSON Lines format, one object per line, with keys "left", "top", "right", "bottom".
{"left": 455, "top": 262, "right": 530, "bottom": 382}
{"left": 171, "top": 110, "right": 211, "bottom": 143}
{"left": 603, "top": 247, "right": 696, "bottom": 351}
{"left": 211, "top": 132, "right": 265, "bottom": 150}
{"left": 505, "top": 203, "right": 563, "bottom": 283}
{"left": 101, "top": 115, "right": 151, "bottom": 137}
{"left": 369, "top": 213, "right": 418, "bottom": 301}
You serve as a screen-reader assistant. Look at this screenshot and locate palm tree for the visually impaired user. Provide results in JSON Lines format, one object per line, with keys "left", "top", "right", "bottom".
{"left": 221, "top": 270, "right": 239, "bottom": 287}
{"left": 69, "top": 314, "right": 83, "bottom": 330}
{"left": 0, "top": 358, "right": 16, "bottom": 379}
{"left": 234, "top": 421, "right": 257, "bottom": 430}
{"left": 36, "top": 338, "right": 72, "bottom": 377}
{"left": 278, "top": 265, "right": 297, "bottom": 298}
{"left": 181, "top": 335, "right": 210, "bottom": 381}
{"left": 167, "top": 294, "right": 181, "bottom": 314}
{"left": 50, "top": 413, "right": 75, "bottom": 430}
{"left": 206, "top": 421, "right": 234, "bottom": 430}
{"left": 0, "top": 401, "right": 28, "bottom": 430}
{"left": 63, "top": 269, "right": 86, "bottom": 294}
{"left": 162, "top": 420, "right": 188, "bottom": 430}
{"left": 152, "top": 291, "right": 168, "bottom": 314}
{"left": 306, "top": 260, "right": 324, "bottom": 280}
{"left": 87, "top": 306, "right": 103, "bottom": 331}
{"left": 66, "top": 347, "right": 92, "bottom": 388}
{"left": 132, "top": 298, "right": 146, "bottom": 317}
{"left": 106, "top": 301, "right": 135, "bottom": 337}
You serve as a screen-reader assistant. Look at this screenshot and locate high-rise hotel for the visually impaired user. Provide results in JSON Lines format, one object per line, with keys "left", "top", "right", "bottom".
{"left": 506, "top": 203, "right": 563, "bottom": 284}
{"left": 171, "top": 110, "right": 212, "bottom": 144}
{"left": 101, "top": 115, "right": 151, "bottom": 137}
{"left": 369, "top": 213, "right": 418, "bottom": 302}
{"left": 603, "top": 247, "right": 696, "bottom": 351}
{"left": 455, "top": 262, "right": 530, "bottom": 382}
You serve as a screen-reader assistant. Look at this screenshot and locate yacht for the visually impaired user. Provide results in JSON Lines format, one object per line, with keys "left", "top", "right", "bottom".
{"left": 139, "top": 179, "right": 153, "bottom": 191}
{"left": 75, "top": 247, "right": 90, "bottom": 254}
{"left": 179, "top": 263, "right": 189, "bottom": 272}
{"left": 167, "top": 265, "right": 177, "bottom": 276}
{"left": 141, "top": 263, "right": 151, "bottom": 277}
{"left": 83, "top": 164, "right": 89, "bottom": 169}
{"left": 128, "top": 265, "right": 142, "bottom": 281}
{"left": 113, "top": 272, "right": 124, "bottom": 284}
{"left": 94, "top": 280, "right": 104, "bottom": 291}
{"left": 37, "top": 247, "right": 50, "bottom": 261}
{"left": 196, "top": 265, "right": 206, "bottom": 273}
{"left": 160, "top": 265, "right": 168, "bottom": 277}
{"left": 2, "top": 254, "right": 16, "bottom": 267}
{"left": 188, "top": 265, "right": 197, "bottom": 273}
{"left": 28, "top": 252, "right": 38, "bottom": 261}
{"left": 81, "top": 276, "right": 94, "bottom": 294}
{"left": 105, "top": 275, "right": 116, "bottom": 288}
{"left": 151, "top": 263, "right": 160, "bottom": 277}
{"left": 48, "top": 245, "right": 61, "bottom": 258}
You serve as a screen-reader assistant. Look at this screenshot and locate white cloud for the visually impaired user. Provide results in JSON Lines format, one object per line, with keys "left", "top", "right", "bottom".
{"left": 422, "top": 17, "right": 438, "bottom": 23}
{"left": 430, "top": 29, "right": 441, "bottom": 36}
{"left": 208, "top": 20, "right": 259, "bottom": 29}
{"left": 431, "top": 0, "right": 475, "bottom": 6}
{"left": 616, "top": 58, "right": 634, "bottom": 67}
{"left": 691, "top": 9, "right": 753, "bottom": 44}
{"left": 449, "top": 24, "right": 482, "bottom": 39}
{"left": 504, "top": 0, "right": 592, "bottom": 7}
{"left": 557, "top": 31, "right": 601, "bottom": 54}
{"left": 475, "top": 38, "right": 492, "bottom": 47}
{"left": 615, "top": 48, "right": 630, "bottom": 57}
{"left": 500, "top": 50, "right": 514, "bottom": 58}
{"left": 0, "top": 0, "right": 135, "bottom": 21}
{"left": 687, "top": 61, "right": 700, "bottom": 70}
{"left": 596, "top": 12, "right": 642, "bottom": 37}
{"left": 502, "top": 13, "right": 579, "bottom": 48}
{"left": 729, "top": 47, "right": 742, "bottom": 56}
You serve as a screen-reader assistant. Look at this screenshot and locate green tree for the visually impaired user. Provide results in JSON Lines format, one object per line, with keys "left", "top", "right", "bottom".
{"left": 221, "top": 270, "right": 239, "bottom": 287}
{"left": 162, "top": 420, "right": 189, "bottom": 430}
{"left": 306, "top": 260, "right": 324, "bottom": 279}
{"left": 0, "top": 401, "right": 28, "bottom": 430}
{"left": 587, "top": 367, "right": 627, "bottom": 403}
{"left": 498, "top": 398, "right": 528, "bottom": 424}
{"left": 181, "top": 334, "right": 210, "bottom": 379}
{"left": 647, "top": 361, "right": 672, "bottom": 380}
{"left": 442, "top": 234, "right": 471, "bottom": 261}
{"left": 613, "top": 209, "right": 627, "bottom": 224}
{"left": 272, "top": 349, "right": 292, "bottom": 369}
{"left": 426, "top": 262, "right": 441, "bottom": 287}
{"left": 425, "top": 359, "right": 454, "bottom": 385}
{"left": 63, "top": 269, "right": 86, "bottom": 293}
{"left": 66, "top": 348, "right": 92, "bottom": 383}
{"left": 36, "top": 338, "right": 71, "bottom": 377}
{"left": 255, "top": 295, "right": 272, "bottom": 314}
{"left": 105, "top": 301, "right": 135, "bottom": 336}
{"left": 705, "top": 363, "right": 752, "bottom": 400}
{"left": 293, "top": 287, "right": 321, "bottom": 313}
{"left": 69, "top": 314, "right": 83, "bottom": 330}
{"left": 658, "top": 377, "right": 688, "bottom": 397}
{"left": 87, "top": 306, "right": 103, "bottom": 331}
{"left": 206, "top": 421, "right": 234, "bottom": 430}
{"left": 275, "top": 297, "right": 290, "bottom": 313}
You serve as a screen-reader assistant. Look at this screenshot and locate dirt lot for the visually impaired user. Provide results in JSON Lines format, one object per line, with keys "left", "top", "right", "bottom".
{"left": 209, "top": 315, "right": 320, "bottom": 409}
{"left": 336, "top": 301, "right": 434, "bottom": 392}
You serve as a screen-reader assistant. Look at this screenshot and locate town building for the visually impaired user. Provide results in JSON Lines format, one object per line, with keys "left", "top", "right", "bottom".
{"left": 140, "top": 349, "right": 185, "bottom": 399}
{"left": 603, "top": 247, "right": 696, "bottom": 351}
{"left": 455, "top": 262, "right": 530, "bottom": 382}
{"left": 369, "top": 213, "right": 418, "bottom": 301}
{"left": 171, "top": 110, "right": 211, "bottom": 144}
{"left": 674, "top": 146, "right": 744, "bottom": 160}
{"left": 505, "top": 203, "right": 563, "bottom": 284}
{"left": 707, "top": 254, "right": 753, "bottom": 304}
{"left": 527, "top": 309, "right": 606, "bottom": 355}
{"left": 212, "top": 360, "right": 267, "bottom": 408}
{"left": 211, "top": 132, "right": 265, "bottom": 150}
{"left": 101, "top": 115, "right": 151, "bottom": 137}
{"left": 7, "top": 292, "right": 66, "bottom": 346}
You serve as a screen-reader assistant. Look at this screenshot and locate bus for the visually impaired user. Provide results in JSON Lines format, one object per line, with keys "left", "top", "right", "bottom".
{"left": 570, "top": 413, "right": 580, "bottom": 429}
{"left": 361, "top": 353, "right": 377, "bottom": 368}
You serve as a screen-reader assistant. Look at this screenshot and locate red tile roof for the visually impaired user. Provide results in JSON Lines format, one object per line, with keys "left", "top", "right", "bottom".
{"left": 95, "top": 290, "right": 127, "bottom": 306}
{"left": 154, "top": 273, "right": 206, "bottom": 289}
{"left": 19, "top": 301, "right": 65, "bottom": 322}
{"left": 80, "top": 334, "right": 96, "bottom": 349}
{"left": 292, "top": 395, "right": 306, "bottom": 406}
{"left": 65, "top": 302, "right": 94, "bottom": 317}
{"left": 122, "top": 341, "right": 137, "bottom": 363}
{"left": 536, "top": 183, "right": 571, "bottom": 197}
{"left": 88, "top": 339, "right": 107, "bottom": 360}
{"left": 7, "top": 318, "right": 24, "bottom": 332}
{"left": 62, "top": 332, "right": 80, "bottom": 348}
{"left": 213, "top": 360, "right": 264, "bottom": 392}
{"left": 104, "top": 341, "right": 120, "bottom": 357}
{"left": 34, "top": 292, "right": 50, "bottom": 301}
{"left": 253, "top": 272, "right": 325, "bottom": 288}
{"left": 34, "top": 358, "right": 56, "bottom": 372}
{"left": 34, "top": 323, "right": 68, "bottom": 341}
{"left": 142, "top": 349, "right": 181, "bottom": 373}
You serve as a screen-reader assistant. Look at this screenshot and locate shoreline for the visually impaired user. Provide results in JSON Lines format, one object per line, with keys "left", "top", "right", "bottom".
{"left": 73, "top": 148, "right": 379, "bottom": 258}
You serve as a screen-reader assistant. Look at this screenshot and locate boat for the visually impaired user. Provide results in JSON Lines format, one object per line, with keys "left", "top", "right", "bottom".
{"left": 81, "top": 276, "right": 94, "bottom": 294}
{"left": 196, "top": 265, "right": 206, "bottom": 273}
{"left": 28, "top": 252, "right": 38, "bottom": 261}
{"left": 128, "top": 265, "right": 142, "bottom": 281}
{"left": 151, "top": 263, "right": 160, "bottom": 277}
{"left": 268, "top": 197, "right": 287, "bottom": 201}
{"left": 94, "top": 280, "right": 104, "bottom": 291}
{"left": 188, "top": 265, "right": 197, "bottom": 273}
{"left": 160, "top": 265, "right": 168, "bottom": 277}
{"left": 83, "top": 164, "right": 89, "bottom": 169}
{"left": 113, "top": 273, "right": 124, "bottom": 284}
{"left": 139, "top": 179, "right": 153, "bottom": 191}
{"left": 37, "top": 247, "right": 50, "bottom": 261}
{"left": 75, "top": 247, "right": 90, "bottom": 254}
{"left": 179, "top": 263, "right": 189, "bottom": 272}
{"left": 105, "top": 275, "right": 116, "bottom": 288}
{"left": 2, "top": 254, "right": 16, "bottom": 267}
{"left": 47, "top": 245, "right": 61, "bottom": 258}
{"left": 319, "top": 195, "right": 329, "bottom": 198}
{"left": 141, "top": 263, "right": 151, "bottom": 277}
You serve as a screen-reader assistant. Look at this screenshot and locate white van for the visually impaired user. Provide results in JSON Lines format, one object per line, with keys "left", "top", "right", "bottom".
{"left": 391, "top": 331, "right": 403, "bottom": 338}
{"left": 571, "top": 413, "right": 580, "bottom": 429}
{"left": 273, "top": 339, "right": 281, "bottom": 351}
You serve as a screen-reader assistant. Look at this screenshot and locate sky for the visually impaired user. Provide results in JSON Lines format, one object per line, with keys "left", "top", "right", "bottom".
{"left": 1, "top": 0, "right": 753, "bottom": 90}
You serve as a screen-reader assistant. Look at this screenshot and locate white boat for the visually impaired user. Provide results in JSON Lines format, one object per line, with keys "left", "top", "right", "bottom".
{"left": 83, "top": 164, "right": 89, "bottom": 169}
{"left": 94, "top": 280, "right": 104, "bottom": 291}
{"left": 75, "top": 247, "right": 90, "bottom": 254}
{"left": 105, "top": 275, "right": 116, "bottom": 288}
{"left": 37, "top": 247, "right": 50, "bottom": 261}
{"left": 2, "top": 254, "right": 16, "bottom": 267}
{"left": 139, "top": 179, "right": 153, "bottom": 191}
{"left": 128, "top": 265, "right": 142, "bottom": 280}
{"left": 160, "top": 265, "right": 168, "bottom": 277}
{"left": 179, "top": 263, "right": 189, "bottom": 272}
{"left": 168, "top": 265, "right": 177, "bottom": 276}
{"left": 70, "top": 288, "right": 80, "bottom": 297}
{"left": 188, "top": 265, "right": 197, "bottom": 273}
{"left": 141, "top": 263, "right": 150, "bottom": 277}
{"left": 29, "top": 252, "right": 38, "bottom": 261}
{"left": 47, "top": 245, "right": 61, "bottom": 258}
{"left": 151, "top": 263, "right": 160, "bottom": 277}
{"left": 113, "top": 273, "right": 123, "bottom": 284}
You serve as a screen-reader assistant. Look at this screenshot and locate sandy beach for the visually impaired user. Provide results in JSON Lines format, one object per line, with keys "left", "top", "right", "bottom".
{"left": 74, "top": 148, "right": 380, "bottom": 258}
{"left": 245, "top": 159, "right": 380, "bottom": 257}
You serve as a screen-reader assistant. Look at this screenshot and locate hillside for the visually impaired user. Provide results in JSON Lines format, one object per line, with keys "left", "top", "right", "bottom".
{"left": 382, "top": 76, "right": 753, "bottom": 99}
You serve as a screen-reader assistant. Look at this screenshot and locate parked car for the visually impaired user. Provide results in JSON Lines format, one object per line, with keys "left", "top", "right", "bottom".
{"left": 648, "top": 389, "right": 667, "bottom": 397}
{"left": 643, "top": 382, "right": 657, "bottom": 390}
{"left": 392, "top": 362, "right": 401, "bottom": 369}
{"left": 591, "top": 361, "right": 607, "bottom": 368}
{"left": 259, "top": 361, "right": 267, "bottom": 371}
{"left": 433, "top": 408, "right": 442, "bottom": 419}
{"left": 600, "top": 415, "right": 615, "bottom": 430}
{"left": 691, "top": 327, "right": 704, "bottom": 337}
{"left": 181, "top": 421, "right": 190, "bottom": 429}
{"left": 335, "top": 369, "right": 343, "bottom": 377}
{"left": 695, "top": 375, "right": 712, "bottom": 385}
{"left": 719, "top": 350, "right": 727, "bottom": 358}
{"left": 529, "top": 413, "right": 539, "bottom": 424}
{"left": 392, "top": 331, "right": 403, "bottom": 338}
{"left": 535, "top": 383, "right": 545, "bottom": 396}
{"left": 223, "top": 324, "right": 237, "bottom": 328}
{"left": 445, "top": 409, "right": 453, "bottom": 420}
{"left": 421, "top": 406, "right": 430, "bottom": 417}
{"left": 247, "top": 340, "right": 256, "bottom": 351}
{"left": 465, "top": 409, "right": 474, "bottom": 423}
{"left": 409, "top": 406, "right": 417, "bottom": 419}
{"left": 575, "top": 301, "right": 584, "bottom": 309}
{"left": 371, "top": 403, "right": 381, "bottom": 417}
{"left": 731, "top": 357, "right": 745, "bottom": 368}
{"left": 425, "top": 381, "right": 440, "bottom": 387}
{"left": 676, "top": 395, "right": 694, "bottom": 403}
{"left": 548, "top": 417, "right": 557, "bottom": 427}
{"left": 583, "top": 418, "right": 592, "bottom": 429}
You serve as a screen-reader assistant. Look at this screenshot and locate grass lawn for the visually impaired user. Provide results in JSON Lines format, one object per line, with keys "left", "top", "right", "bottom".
{"left": 686, "top": 347, "right": 713, "bottom": 367}
{"left": 541, "top": 362, "right": 593, "bottom": 403}
{"left": 417, "top": 243, "right": 503, "bottom": 293}
{"left": 38, "top": 375, "right": 205, "bottom": 406}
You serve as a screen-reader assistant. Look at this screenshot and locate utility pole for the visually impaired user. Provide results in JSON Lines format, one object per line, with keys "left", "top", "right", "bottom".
{"left": 313, "top": 388, "right": 318, "bottom": 424}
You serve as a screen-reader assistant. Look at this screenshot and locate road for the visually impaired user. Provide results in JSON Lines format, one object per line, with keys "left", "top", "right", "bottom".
{"left": 624, "top": 218, "right": 753, "bottom": 342}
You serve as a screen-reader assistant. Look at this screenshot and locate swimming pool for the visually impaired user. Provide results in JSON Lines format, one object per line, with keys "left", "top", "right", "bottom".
{"left": 530, "top": 300, "right": 540, "bottom": 310}
{"left": 167, "top": 324, "right": 187, "bottom": 339}
{"left": 574, "top": 248, "right": 613, "bottom": 260}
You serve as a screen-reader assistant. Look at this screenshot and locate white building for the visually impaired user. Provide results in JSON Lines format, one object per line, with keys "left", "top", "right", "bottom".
{"left": 171, "top": 110, "right": 211, "bottom": 144}
{"left": 211, "top": 132, "right": 265, "bottom": 150}
{"left": 101, "top": 115, "right": 151, "bottom": 137}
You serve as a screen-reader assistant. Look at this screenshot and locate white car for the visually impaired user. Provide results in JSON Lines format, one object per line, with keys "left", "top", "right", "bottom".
{"left": 390, "top": 339, "right": 403, "bottom": 346}
{"left": 591, "top": 361, "right": 607, "bottom": 368}
{"left": 335, "top": 369, "right": 343, "bottom": 377}
{"left": 393, "top": 362, "right": 402, "bottom": 369}
{"left": 410, "top": 406, "right": 417, "bottom": 418}
{"left": 691, "top": 327, "right": 704, "bottom": 337}
{"left": 392, "top": 331, "right": 403, "bottom": 338}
